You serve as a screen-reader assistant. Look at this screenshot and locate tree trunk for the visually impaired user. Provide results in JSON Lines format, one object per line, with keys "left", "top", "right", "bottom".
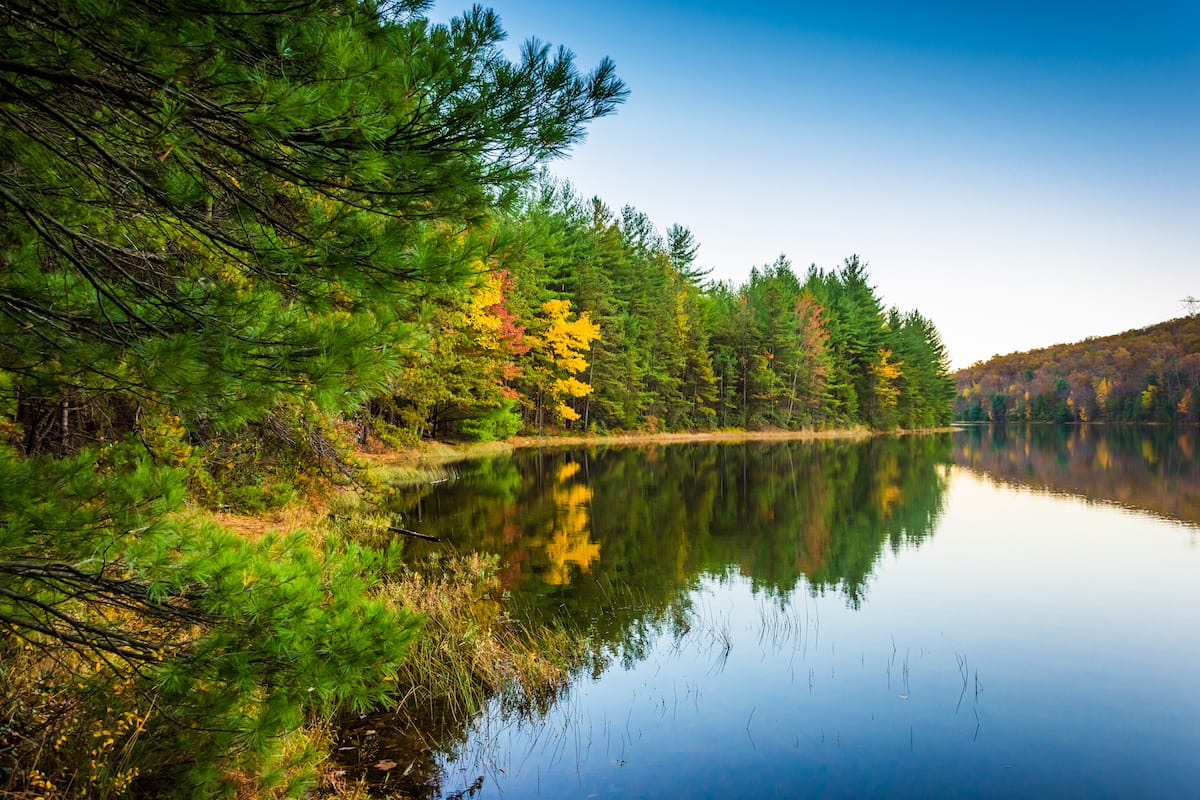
{"left": 787, "top": 370, "right": 798, "bottom": 422}
{"left": 60, "top": 398, "right": 69, "bottom": 453}
{"left": 584, "top": 348, "right": 594, "bottom": 429}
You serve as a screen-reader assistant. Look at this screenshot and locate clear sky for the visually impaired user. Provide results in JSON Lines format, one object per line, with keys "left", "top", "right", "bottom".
{"left": 431, "top": 1, "right": 1199, "bottom": 368}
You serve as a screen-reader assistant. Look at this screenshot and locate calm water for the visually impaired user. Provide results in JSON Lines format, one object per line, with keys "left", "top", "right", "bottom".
{"left": 376, "top": 427, "right": 1200, "bottom": 799}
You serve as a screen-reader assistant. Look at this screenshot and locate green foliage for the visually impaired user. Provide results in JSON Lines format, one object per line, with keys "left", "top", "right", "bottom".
{"left": 0, "top": 439, "right": 422, "bottom": 792}
{"left": 453, "top": 182, "right": 952, "bottom": 437}
{"left": 1, "top": 0, "right": 625, "bottom": 443}
{"left": 888, "top": 309, "right": 956, "bottom": 428}
{"left": 459, "top": 398, "right": 523, "bottom": 442}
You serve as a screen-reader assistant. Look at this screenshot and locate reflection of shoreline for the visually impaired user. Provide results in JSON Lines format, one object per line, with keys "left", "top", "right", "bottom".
{"left": 361, "top": 428, "right": 952, "bottom": 488}
{"left": 508, "top": 427, "right": 878, "bottom": 449}
{"left": 953, "top": 463, "right": 1200, "bottom": 529}
{"left": 953, "top": 426, "right": 1200, "bottom": 527}
{"left": 396, "top": 436, "right": 954, "bottom": 619}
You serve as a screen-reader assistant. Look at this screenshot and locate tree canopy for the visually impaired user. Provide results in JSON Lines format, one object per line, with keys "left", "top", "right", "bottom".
{"left": 383, "top": 180, "right": 955, "bottom": 441}
{"left": 1, "top": 0, "right": 625, "bottom": 441}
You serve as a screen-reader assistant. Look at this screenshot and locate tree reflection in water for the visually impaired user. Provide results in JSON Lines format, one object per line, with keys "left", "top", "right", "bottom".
{"left": 955, "top": 425, "right": 1200, "bottom": 525}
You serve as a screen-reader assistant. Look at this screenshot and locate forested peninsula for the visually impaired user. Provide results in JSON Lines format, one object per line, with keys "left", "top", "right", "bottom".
{"left": 0, "top": 2, "right": 954, "bottom": 796}
{"left": 954, "top": 315, "right": 1200, "bottom": 423}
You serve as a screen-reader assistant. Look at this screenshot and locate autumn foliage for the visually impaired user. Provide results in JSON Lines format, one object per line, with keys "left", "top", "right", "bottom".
{"left": 954, "top": 315, "right": 1200, "bottom": 423}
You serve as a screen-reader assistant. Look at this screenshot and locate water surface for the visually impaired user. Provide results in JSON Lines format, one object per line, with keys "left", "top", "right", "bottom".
{"left": 375, "top": 428, "right": 1200, "bottom": 798}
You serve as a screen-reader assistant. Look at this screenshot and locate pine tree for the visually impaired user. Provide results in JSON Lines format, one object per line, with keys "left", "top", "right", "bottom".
{"left": 0, "top": 0, "right": 624, "bottom": 789}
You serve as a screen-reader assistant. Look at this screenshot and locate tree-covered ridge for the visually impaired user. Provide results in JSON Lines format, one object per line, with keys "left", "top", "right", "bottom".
{"left": 954, "top": 315, "right": 1200, "bottom": 423}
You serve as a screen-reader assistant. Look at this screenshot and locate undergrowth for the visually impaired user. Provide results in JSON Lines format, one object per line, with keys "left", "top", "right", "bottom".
{"left": 2, "top": 497, "right": 585, "bottom": 800}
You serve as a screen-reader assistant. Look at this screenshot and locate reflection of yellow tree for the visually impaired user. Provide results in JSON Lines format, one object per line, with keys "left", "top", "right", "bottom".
{"left": 874, "top": 451, "right": 902, "bottom": 517}
{"left": 542, "top": 462, "right": 600, "bottom": 585}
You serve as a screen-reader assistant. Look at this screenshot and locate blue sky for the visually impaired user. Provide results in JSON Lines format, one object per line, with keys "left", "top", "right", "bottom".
{"left": 432, "top": 1, "right": 1199, "bottom": 368}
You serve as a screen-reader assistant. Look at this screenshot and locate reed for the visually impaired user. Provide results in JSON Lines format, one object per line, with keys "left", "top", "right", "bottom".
{"left": 383, "top": 553, "right": 585, "bottom": 724}
{"left": 316, "top": 551, "right": 594, "bottom": 797}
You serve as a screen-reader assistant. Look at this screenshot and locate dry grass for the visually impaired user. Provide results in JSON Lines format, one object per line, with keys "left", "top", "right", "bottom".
{"left": 0, "top": 640, "right": 150, "bottom": 800}
{"left": 354, "top": 428, "right": 881, "bottom": 488}
{"left": 200, "top": 499, "right": 331, "bottom": 543}
{"left": 506, "top": 426, "right": 876, "bottom": 449}
{"left": 353, "top": 441, "right": 514, "bottom": 489}
{"left": 314, "top": 552, "right": 583, "bottom": 799}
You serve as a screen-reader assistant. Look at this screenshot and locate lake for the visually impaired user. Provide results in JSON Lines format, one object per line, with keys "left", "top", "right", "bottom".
{"left": 364, "top": 426, "right": 1200, "bottom": 798}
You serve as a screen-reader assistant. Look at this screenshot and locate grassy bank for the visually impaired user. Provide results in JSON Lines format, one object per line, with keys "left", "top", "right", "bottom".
{"left": 1, "top": 434, "right": 584, "bottom": 800}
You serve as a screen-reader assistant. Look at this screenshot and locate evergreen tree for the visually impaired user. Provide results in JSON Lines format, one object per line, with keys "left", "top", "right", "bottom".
{"left": 889, "top": 309, "right": 955, "bottom": 428}
{"left": 666, "top": 223, "right": 711, "bottom": 284}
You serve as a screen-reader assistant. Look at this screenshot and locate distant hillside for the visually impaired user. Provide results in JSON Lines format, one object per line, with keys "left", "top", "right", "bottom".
{"left": 954, "top": 316, "right": 1200, "bottom": 423}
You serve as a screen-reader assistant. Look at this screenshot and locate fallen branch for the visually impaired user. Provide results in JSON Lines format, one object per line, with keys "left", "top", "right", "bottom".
{"left": 388, "top": 526, "right": 441, "bottom": 543}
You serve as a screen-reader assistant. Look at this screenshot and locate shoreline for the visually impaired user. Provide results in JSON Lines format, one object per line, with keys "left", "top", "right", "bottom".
{"left": 358, "top": 426, "right": 959, "bottom": 475}
{"left": 506, "top": 427, "right": 877, "bottom": 449}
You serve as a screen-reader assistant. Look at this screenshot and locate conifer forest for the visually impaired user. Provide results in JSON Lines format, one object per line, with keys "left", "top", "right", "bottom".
{"left": 0, "top": 1, "right": 955, "bottom": 796}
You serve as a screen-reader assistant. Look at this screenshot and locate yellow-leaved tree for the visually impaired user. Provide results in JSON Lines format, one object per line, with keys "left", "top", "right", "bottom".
{"left": 869, "top": 347, "right": 904, "bottom": 428}
{"left": 522, "top": 299, "right": 601, "bottom": 430}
